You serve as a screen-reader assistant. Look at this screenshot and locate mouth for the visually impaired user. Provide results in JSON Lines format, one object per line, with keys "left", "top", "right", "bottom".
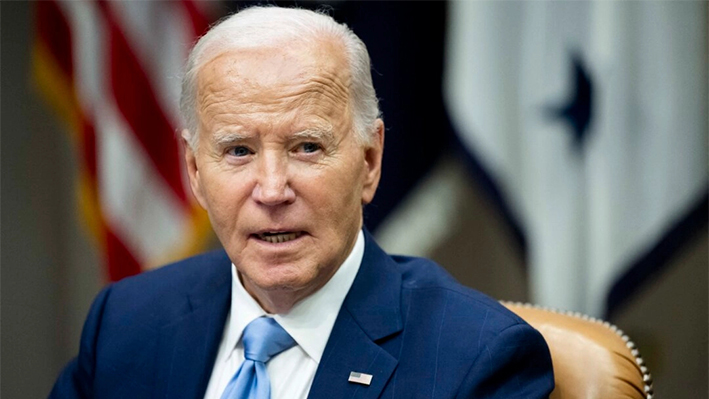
{"left": 252, "top": 231, "right": 304, "bottom": 244}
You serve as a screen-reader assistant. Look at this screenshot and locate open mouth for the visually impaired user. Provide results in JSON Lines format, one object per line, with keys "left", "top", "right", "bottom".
{"left": 254, "top": 231, "right": 304, "bottom": 244}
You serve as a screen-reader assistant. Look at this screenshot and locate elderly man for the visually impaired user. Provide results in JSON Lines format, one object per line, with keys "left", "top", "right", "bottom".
{"left": 50, "top": 7, "right": 553, "bottom": 399}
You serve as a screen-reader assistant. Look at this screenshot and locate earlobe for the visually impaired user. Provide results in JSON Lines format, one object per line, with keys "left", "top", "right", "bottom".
{"left": 182, "top": 131, "right": 208, "bottom": 209}
{"left": 361, "top": 119, "right": 385, "bottom": 205}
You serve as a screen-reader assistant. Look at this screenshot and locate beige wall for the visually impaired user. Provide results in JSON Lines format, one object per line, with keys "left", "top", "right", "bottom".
{"left": 1, "top": 2, "right": 706, "bottom": 398}
{"left": 2, "top": 3, "right": 102, "bottom": 398}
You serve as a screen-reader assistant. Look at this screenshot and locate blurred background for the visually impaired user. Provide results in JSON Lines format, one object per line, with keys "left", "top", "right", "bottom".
{"left": 2, "top": 1, "right": 707, "bottom": 398}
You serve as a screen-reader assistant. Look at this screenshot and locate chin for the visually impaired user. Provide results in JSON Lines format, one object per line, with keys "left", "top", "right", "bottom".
{"left": 245, "top": 265, "right": 314, "bottom": 292}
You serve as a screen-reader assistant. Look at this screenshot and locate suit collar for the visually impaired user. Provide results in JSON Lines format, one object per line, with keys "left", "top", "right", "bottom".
{"left": 308, "top": 230, "right": 403, "bottom": 399}
{"left": 155, "top": 251, "right": 232, "bottom": 399}
{"left": 342, "top": 229, "right": 403, "bottom": 340}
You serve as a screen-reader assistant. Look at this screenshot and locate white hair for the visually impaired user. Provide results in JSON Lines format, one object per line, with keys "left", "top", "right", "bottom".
{"left": 179, "top": 6, "right": 381, "bottom": 150}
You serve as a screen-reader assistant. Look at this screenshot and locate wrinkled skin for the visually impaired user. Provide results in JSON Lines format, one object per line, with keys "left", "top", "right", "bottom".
{"left": 184, "top": 37, "right": 384, "bottom": 314}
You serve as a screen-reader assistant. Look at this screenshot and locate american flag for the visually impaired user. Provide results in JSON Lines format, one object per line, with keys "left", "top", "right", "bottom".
{"left": 33, "top": 0, "right": 218, "bottom": 281}
{"left": 348, "top": 371, "right": 373, "bottom": 386}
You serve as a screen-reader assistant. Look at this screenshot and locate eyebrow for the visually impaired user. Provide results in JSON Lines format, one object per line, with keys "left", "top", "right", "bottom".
{"left": 210, "top": 126, "right": 337, "bottom": 147}
{"left": 212, "top": 132, "right": 250, "bottom": 147}
{"left": 291, "top": 127, "right": 336, "bottom": 145}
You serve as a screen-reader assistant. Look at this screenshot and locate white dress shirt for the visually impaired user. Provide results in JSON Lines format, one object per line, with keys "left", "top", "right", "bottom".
{"left": 203, "top": 230, "right": 365, "bottom": 399}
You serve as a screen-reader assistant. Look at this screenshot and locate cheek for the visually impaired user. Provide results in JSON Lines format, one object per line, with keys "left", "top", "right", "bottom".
{"left": 309, "top": 165, "right": 363, "bottom": 221}
{"left": 201, "top": 174, "right": 249, "bottom": 227}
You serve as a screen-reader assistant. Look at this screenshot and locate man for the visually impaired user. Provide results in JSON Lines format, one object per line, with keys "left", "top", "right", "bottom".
{"left": 50, "top": 6, "right": 553, "bottom": 399}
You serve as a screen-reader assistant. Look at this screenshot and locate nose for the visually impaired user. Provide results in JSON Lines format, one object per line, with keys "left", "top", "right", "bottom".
{"left": 251, "top": 153, "right": 296, "bottom": 206}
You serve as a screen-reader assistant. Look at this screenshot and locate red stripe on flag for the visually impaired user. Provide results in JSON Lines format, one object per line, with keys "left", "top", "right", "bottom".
{"left": 181, "top": 0, "right": 212, "bottom": 39}
{"left": 97, "top": 0, "right": 188, "bottom": 207}
{"left": 35, "top": 0, "right": 73, "bottom": 79}
{"left": 106, "top": 227, "right": 142, "bottom": 281}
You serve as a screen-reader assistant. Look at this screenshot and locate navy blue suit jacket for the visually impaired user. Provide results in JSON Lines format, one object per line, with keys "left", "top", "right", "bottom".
{"left": 50, "top": 232, "right": 553, "bottom": 398}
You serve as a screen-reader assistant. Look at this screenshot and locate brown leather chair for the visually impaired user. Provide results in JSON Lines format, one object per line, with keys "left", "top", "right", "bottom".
{"left": 503, "top": 302, "right": 654, "bottom": 399}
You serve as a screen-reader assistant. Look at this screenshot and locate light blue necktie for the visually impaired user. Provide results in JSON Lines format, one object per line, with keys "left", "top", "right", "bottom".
{"left": 220, "top": 317, "right": 296, "bottom": 399}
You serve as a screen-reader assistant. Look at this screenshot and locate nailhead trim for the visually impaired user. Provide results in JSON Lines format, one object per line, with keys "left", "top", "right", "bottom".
{"left": 501, "top": 301, "right": 654, "bottom": 398}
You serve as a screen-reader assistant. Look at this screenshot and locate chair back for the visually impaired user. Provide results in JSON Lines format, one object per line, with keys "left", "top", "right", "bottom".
{"left": 503, "top": 302, "right": 653, "bottom": 399}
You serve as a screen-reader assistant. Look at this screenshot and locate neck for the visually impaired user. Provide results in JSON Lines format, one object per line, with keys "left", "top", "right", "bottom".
{"left": 239, "top": 271, "right": 337, "bottom": 315}
{"left": 242, "top": 280, "right": 304, "bottom": 314}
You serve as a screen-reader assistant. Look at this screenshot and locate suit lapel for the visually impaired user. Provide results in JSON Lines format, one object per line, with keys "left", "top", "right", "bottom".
{"left": 308, "top": 231, "right": 403, "bottom": 399}
{"left": 151, "top": 234, "right": 402, "bottom": 399}
{"left": 155, "top": 252, "right": 232, "bottom": 399}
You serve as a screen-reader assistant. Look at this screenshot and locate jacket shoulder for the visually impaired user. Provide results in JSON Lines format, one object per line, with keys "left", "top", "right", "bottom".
{"left": 110, "top": 250, "right": 230, "bottom": 294}
{"left": 99, "top": 250, "right": 231, "bottom": 326}
{"left": 387, "top": 255, "right": 553, "bottom": 398}
{"left": 392, "top": 254, "right": 523, "bottom": 327}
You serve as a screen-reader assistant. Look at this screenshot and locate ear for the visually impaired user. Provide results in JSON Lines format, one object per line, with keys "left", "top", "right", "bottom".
{"left": 182, "top": 130, "right": 208, "bottom": 210}
{"left": 361, "top": 119, "right": 385, "bottom": 205}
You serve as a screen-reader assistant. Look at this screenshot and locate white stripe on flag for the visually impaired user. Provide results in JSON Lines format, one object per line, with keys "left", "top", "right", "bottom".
{"left": 59, "top": 0, "right": 105, "bottom": 116}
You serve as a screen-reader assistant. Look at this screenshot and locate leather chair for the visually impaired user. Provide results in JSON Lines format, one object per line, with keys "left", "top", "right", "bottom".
{"left": 502, "top": 302, "right": 654, "bottom": 399}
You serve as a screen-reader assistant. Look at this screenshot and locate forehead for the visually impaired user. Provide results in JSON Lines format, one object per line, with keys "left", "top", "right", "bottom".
{"left": 195, "top": 38, "right": 351, "bottom": 118}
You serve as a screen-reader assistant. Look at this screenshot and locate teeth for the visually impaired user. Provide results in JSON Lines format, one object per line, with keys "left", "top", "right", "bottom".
{"left": 258, "top": 232, "right": 302, "bottom": 243}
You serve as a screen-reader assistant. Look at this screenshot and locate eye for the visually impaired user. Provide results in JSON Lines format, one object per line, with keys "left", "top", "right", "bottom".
{"left": 227, "top": 146, "right": 252, "bottom": 157}
{"left": 299, "top": 142, "right": 321, "bottom": 154}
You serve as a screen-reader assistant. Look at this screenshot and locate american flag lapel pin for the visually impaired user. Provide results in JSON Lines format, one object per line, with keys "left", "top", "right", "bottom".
{"left": 348, "top": 371, "right": 373, "bottom": 386}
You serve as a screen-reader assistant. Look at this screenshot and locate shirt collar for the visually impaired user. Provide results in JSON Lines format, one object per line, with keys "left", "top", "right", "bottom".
{"left": 224, "top": 230, "right": 365, "bottom": 364}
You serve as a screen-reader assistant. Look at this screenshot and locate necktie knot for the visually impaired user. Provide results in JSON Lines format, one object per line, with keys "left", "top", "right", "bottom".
{"left": 242, "top": 317, "right": 296, "bottom": 363}
{"left": 220, "top": 317, "right": 295, "bottom": 399}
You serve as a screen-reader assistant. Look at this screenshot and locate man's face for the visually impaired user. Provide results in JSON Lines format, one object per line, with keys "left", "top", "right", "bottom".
{"left": 185, "top": 39, "right": 383, "bottom": 310}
